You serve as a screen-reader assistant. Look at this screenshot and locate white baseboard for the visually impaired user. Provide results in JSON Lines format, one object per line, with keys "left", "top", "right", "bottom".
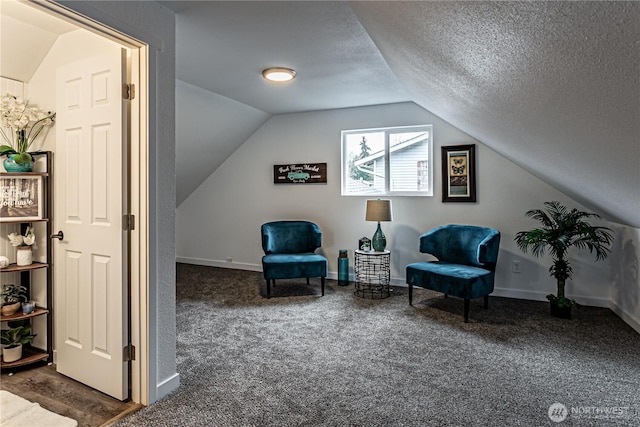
{"left": 176, "top": 259, "right": 637, "bottom": 334}
{"left": 492, "top": 287, "right": 548, "bottom": 301}
{"left": 176, "top": 257, "right": 261, "bottom": 272}
{"left": 177, "top": 258, "right": 406, "bottom": 286}
{"left": 609, "top": 300, "right": 640, "bottom": 334}
{"left": 155, "top": 373, "right": 180, "bottom": 402}
{"left": 492, "top": 287, "right": 610, "bottom": 308}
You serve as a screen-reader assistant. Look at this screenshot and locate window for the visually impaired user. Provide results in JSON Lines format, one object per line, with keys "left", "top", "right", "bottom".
{"left": 341, "top": 125, "right": 433, "bottom": 196}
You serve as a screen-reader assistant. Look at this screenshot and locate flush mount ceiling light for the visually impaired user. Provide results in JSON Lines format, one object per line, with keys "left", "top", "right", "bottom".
{"left": 262, "top": 67, "right": 296, "bottom": 82}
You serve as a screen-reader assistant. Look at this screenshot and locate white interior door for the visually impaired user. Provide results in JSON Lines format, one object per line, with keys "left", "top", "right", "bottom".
{"left": 54, "top": 49, "right": 129, "bottom": 400}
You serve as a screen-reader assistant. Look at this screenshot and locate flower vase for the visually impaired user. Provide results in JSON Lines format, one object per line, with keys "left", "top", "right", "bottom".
{"left": 3, "top": 154, "right": 33, "bottom": 172}
{"left": 16, "top": 246, "right": 33, "bottom": 266}
{"left": 372, "top": 222, "right": 387, "bottom": 252}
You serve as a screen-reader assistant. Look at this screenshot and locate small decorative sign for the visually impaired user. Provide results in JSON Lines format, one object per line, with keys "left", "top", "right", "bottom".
{"left": 0, "top": 175, "right": 43, "bottom": 221}
{"left": 358, "top": 237, "right": 371, "bottom": 251}
{"left": 273, "top": 163, "right": 327, "bottom": 184}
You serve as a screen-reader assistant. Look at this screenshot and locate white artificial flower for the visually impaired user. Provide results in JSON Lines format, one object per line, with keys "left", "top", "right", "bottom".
{"left": 7, "top": 227, "right": 35, "bottom": 246}
{"left": 0, "top": 93, "right": 56, "bottom": 154}
{"left": 8, "top": 233, "right": 24, "bottom": 247}
{"left": 23, "top": 229, "right": 36, "bottom": 246}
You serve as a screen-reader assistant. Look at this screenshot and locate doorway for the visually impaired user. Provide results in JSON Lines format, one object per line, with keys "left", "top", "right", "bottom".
{"left": 0, "top": 1, "right": 149, "bottom": 404}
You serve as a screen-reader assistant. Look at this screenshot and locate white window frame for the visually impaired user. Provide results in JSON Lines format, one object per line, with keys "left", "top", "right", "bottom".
{"left": 341, "top": 124, "right": 433, "bottom": 197}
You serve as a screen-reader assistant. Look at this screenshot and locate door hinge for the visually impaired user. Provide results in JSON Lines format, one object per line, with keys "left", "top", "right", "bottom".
{"left": 123, "top": 83, "right": 135, "bottom": 100}
{"left": 123, "top": 343, "right": 136, "bottom": 362}
{"left": 123, "top": 214, "right": 135, "bottom": 231}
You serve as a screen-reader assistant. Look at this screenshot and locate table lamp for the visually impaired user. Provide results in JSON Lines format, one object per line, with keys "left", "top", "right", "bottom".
{"left": 365, "top": 199, "right": 392, "bottom": 251}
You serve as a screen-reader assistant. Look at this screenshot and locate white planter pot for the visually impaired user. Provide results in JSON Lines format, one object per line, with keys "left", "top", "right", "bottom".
{"left": 16, "top": 246, "right": 33, "bottom": 266}
{"left": 2, "top": 344, "right": 23, "bottom": 363}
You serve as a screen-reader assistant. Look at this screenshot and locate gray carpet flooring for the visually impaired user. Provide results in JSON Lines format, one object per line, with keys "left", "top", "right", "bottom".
{"left": 117, "top": 264, "right": 640, "bottom": 426}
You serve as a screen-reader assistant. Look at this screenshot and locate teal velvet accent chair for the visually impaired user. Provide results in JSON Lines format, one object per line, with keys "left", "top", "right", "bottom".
{"left": 261, "top": 221, "right": 328, "bottom": 298}
{"left": 406, "top": 224, "right": 501, "bottom": 322}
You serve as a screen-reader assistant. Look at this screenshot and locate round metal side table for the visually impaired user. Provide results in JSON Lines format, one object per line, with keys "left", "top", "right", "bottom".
{"left": 354, "top": 249, "right": 391, "bottom": 299}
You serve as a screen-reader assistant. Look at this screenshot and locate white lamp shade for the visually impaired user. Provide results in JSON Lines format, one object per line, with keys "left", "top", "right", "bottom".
{"left": 365, "top": 199, "right": 392, "bottom": 222}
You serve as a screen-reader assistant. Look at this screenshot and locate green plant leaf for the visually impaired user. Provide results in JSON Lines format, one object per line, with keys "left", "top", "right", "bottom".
{"left": 0, "top": 324, "right": 36, "bottom": 346}
{"left": 514, "top": 201, "right": 613, "bottom": 287}
{"left": 0, "top": 145, "right": 17, "bottom": 156}
{"left": 12, "top": 152, "right": 32, "bottom": 164}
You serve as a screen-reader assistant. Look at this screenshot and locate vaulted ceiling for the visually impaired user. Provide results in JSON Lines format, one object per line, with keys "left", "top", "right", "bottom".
{"left": 3, "top": 1, "right": 639, "bottom": 227}
{"left": 166, "top": 1, "right": 640, "bottom": 226}
{"left": 351, "top": 1, "right": 640, "bottom": 228}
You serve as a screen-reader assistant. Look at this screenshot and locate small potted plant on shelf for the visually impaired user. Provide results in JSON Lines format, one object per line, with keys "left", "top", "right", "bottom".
{"left": 8, "top": 226, "right": 36, "bottom": 266}
{"left": 0, "top": 93, "right": 56, "bottom": 172}
{"left": 1, "top": 284, "right": 27, "bottom": 316}
{"left": 1, "top": 321, "right": 37, "bottom": 363}
{"left": 514, "top": 201, "right": 613, "bottom": 319}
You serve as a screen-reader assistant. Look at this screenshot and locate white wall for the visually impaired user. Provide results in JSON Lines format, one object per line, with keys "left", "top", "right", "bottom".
{"left": 177, "top": 102, "right": 624, "bottom": 319}
{"left": 0, "top": 78, "right": 26, "bottom": 273}
{"left": 27, "top": 29, "right": 120, "bottom": 145}
{"left": 610, "top": 224, "right": 640, "bottom": 333}
{"left": 176, "top": 79, "right": 270, "bottom": 205}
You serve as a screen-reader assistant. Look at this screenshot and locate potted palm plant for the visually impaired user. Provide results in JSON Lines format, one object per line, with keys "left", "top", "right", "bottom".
{"left": 1, "top": 321, "right": 36, "bottom": 363}
{"left": 514, "top": 201, "right": 613, "bottom": 319}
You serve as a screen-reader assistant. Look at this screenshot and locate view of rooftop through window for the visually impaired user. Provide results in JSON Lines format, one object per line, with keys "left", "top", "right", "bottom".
{"left": 341, "top": 125, "right": 433, "bottom": 196}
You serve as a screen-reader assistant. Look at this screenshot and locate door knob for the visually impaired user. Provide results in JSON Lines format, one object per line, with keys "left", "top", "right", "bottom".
{"left": 50, "top": 231, "right": 64, "bottom": 240}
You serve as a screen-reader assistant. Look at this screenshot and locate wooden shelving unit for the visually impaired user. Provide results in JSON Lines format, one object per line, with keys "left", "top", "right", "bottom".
{"left": 0, "top": 347, "right": 49, "bottom": 369}
{"left": 0, "top": 307, "right": 50, "bottom": 322}
{"left": 1, "top": 262, "right": 49, "bottom": 273}
{"left": 1, "top": 151, "right": 53, "bottom": 370}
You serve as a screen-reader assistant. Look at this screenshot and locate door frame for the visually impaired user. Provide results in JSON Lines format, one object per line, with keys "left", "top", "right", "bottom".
{"left": 29, "top": 1, "right": 150, "bottom": 405}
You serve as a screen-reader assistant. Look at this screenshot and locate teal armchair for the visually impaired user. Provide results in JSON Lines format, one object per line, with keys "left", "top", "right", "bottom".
{"left": 406, "top": 224, "right": 501, "bottom": 322}
{"left": 261, "top": 221, "right": 327, "bottom": 298}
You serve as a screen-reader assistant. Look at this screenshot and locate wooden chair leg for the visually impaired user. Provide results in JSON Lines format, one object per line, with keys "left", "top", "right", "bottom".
{"left": 306, "top": 277, "right": 310, "bottom": 285}
{"left": 464, "top": 299, "right": 470, "bottom": 323}
{"left": 266, "top": 279, "right": 271, "bottom": 298}
{"left": 484, "top": 295, "right": 489, "bottom": 309}
{"left": 408, "top": 283, "right": 413, "bottom": 305}
{"left": 321, "top": 277, "right": 325, "bottom": 296}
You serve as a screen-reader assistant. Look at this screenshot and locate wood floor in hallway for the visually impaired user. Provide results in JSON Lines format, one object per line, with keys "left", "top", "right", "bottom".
{"left": 1, "top": 363, "right": 141, "bottom": 426}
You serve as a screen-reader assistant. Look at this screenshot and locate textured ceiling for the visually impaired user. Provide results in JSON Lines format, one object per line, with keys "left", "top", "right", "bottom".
{"left": 4, "top": 1, "right": 639, "bottom": 226}
{"left": 164, "top": 1, "right": 410, "bottom": 114}
{"left": 164, "top": 1, "right": 640, "bottom": 225}
{"left": 351, "top": 1, "right": 640, "bottom": 227}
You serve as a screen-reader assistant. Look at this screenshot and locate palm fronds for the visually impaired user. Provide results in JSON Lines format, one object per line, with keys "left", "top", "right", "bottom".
{"left": 514, "top": 201, "right": 613, "bottom": 298}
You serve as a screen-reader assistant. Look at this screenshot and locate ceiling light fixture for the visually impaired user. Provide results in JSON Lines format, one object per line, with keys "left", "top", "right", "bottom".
{"left": 262, "top": 67, "right": 296, "bottom": 82}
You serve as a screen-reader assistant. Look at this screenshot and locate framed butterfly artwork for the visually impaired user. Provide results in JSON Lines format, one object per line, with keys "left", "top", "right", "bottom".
{"left": 441, "top": 144, "right": 476, "bottom": 203}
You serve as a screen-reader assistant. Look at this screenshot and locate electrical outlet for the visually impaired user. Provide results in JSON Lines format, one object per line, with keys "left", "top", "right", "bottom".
{"left": 226, "top": 257, "right": 232, "bottom": 263}
{"left": 512, "top": 261, "right": 521, "bottom": 274}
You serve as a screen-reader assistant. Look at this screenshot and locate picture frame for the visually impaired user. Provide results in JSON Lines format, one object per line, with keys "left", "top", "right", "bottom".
{"left": 441, "top": 144, "right": 476, "bottom": 203}
{"left": 0, "top": 175, "right": 44, "bottom": 221}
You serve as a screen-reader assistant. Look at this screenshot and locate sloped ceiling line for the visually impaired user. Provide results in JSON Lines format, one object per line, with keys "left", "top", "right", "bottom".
{"left": 350, "top": 1, "right": 640, "bottom": 228}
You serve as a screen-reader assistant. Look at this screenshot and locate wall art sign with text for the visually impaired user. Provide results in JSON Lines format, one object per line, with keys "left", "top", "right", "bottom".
{"left": 273, "top": 163, "right": 327, "bottom": 184}
{"left": 0, "top": 175, "right": 43, "bottom": 221}
{"left": 441, "top": 144, "right": 476, "bottom": 203}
